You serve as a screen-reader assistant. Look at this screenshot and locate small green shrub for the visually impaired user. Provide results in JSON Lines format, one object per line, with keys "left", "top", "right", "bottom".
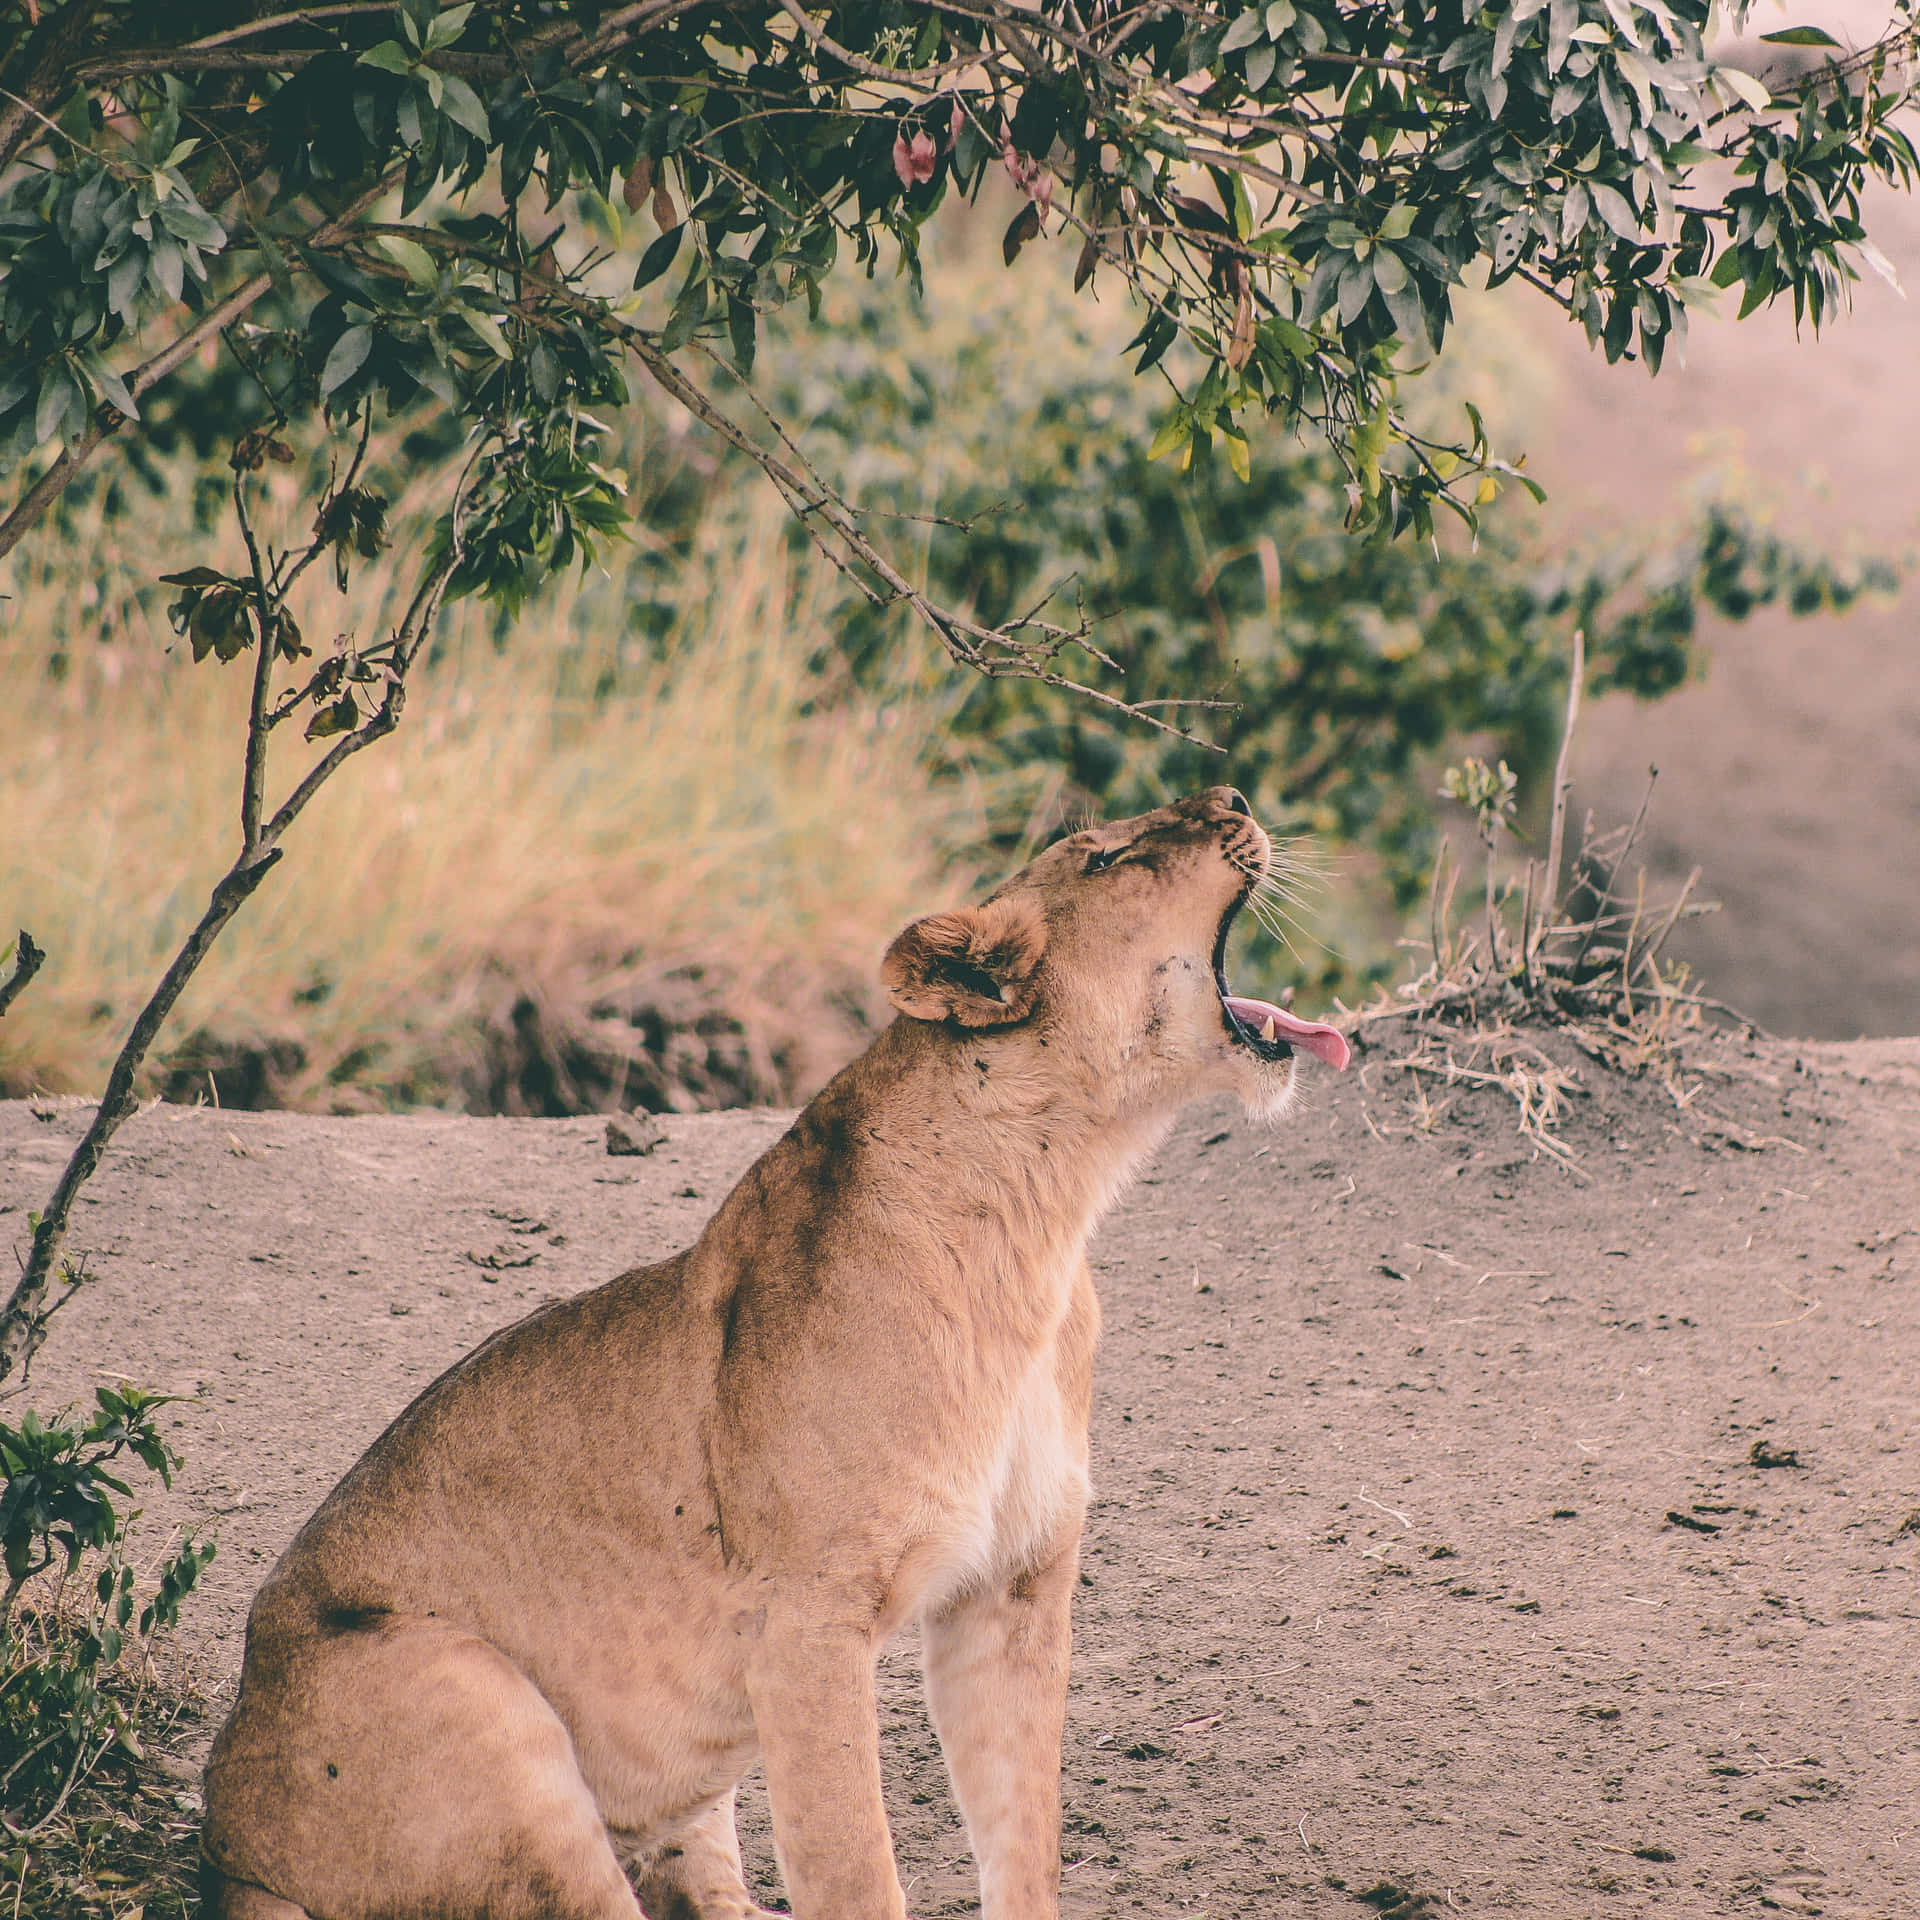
{"left": 1, "top": 1387, "right": 213, "bottom": 1834}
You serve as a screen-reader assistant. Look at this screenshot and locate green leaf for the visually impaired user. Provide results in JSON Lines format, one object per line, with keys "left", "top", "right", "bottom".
{"left": 376, "top": 232, "right": 439, "bottom": 286}
{"left": 1614, "top": 47, "right": 1654, "bottom": 122}
{"left": 319, "top": 323, "right": 374, "bottom": 397}
{"left": 1666, "top": 273, "right": 1722, "bottom": 312}
{"left": 1378, "top": 203, "right": 1417, "bottom": 242}
{"left": 1147, "top": 406, "right": 1193, "bottom": 462}
{"left": 659, "top": 272, "right": 708, "bottom": 353}
{"left": 1221, "top": 9, "right": 1267, "bottom": 54}
{"left": 106, "top": 245, "right": 145, "bottom": 320}
{"left": 356, "top": 41, "right": 415, "bottom": 76}
{"left": 78, "top": 350, "right": 138, "bottom": 421}
{"left": 34, "top": 365, "right": 75, "bottom": 446}
{"left": 147, "top": 237, "right": 185, "bottom": 304}
{"left": 156, "top": 195, "right": 226, "bottom": 249}
{"left": 437, "top": 73, "right": 490, "bottom": 143}
{"left": 633, "top": 223, "right": 685, "bottom": 291}
{"left": 1759, "top": 26, "right": 1841, "bottom": 46}
{"left": 1265, "top": 0, "right": 1296, "bottom": 34}
{"left": 727, "top": 295, "right": 757, "bottom": 377}
{"left": 1223, "top": 431, "right": 1251, "bottom": 483}
{"left": 1588, "top": 181, "right": 1640, "bottom": 240}
{"left": 1714, "top": 65, "right": 1773, "bottom": 111}
{"left": 423, "top": 2, "right": 476, "bottom": 51}
{"left": 462, "top": 308, "right": 511, "bottom": 358}
{"left": 1336, "top": 254, "right": 1375, "bottom": 327}
{"left": 1857, "top": 237, "right": 1903, "bottom": 293}
{"left": 1371, "top": 245, "right": 1407, "bottom": 295}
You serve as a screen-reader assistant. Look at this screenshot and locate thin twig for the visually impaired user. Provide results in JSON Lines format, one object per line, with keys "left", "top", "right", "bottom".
{"left": 1629, "top": 866, "right": 1701, "bottom": 986}
{"left": 233, "top": 471, "right": 278, "bottom": 857}
{"left": 1566, "top": 765, "right": 1657, "bottom": 980}
{"left": 1539, "top": 626, "right": 1584, "bottom": 959}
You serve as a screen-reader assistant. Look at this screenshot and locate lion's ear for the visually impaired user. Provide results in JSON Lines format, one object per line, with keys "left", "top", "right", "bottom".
{"left": 881, "top": 895, "right": 1048, "bottom": 1029}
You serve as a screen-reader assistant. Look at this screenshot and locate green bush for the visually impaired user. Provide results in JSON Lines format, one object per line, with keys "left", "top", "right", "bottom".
{"left": 1, "top": 1387, "right": 213, "bottom": 1831}
{"left": 742, "top": 247, "right": 1897, "bottom": 995}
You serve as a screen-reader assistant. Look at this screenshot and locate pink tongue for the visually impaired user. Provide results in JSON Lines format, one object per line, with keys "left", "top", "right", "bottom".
{"left": 1224, "top": 996, "right": 1352, "bottom": 1071}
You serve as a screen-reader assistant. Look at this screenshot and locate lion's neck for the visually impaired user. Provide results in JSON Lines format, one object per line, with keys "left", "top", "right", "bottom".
{"left": 708, "top": 1019, "right": 1170, "bottom": 1328}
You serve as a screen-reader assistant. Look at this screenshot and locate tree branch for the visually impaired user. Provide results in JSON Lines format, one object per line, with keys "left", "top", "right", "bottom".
{"left": 0, "top": 513, "right": 462, "bottom": 1387}
{"left": 0, "top": 0, "right": 106, "bottom": 179}
{"left": 0, "top": 931, "right": 45, "bottom": 1021}
{"left": 188, "top": 3, "right": 405, "bottom": 49}
{"left": 0, "top": 850, "right": 282, "bottom": 1384}
{"left": 233, "top": 470, "right": 278, "bottom": 857}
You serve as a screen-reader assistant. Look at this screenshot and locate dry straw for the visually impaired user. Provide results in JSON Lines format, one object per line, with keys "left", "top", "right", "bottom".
{"left": 1, "top": 473, "right": 979, "bottom": 1113}
{"left": 1343, "top": 630, "right": 1750, "bottom": 1170}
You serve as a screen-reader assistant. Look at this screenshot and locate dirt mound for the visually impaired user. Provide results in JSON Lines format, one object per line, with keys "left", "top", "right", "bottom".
{"left": 4, "top": 1021, "right": 1916, "bottom": 1917}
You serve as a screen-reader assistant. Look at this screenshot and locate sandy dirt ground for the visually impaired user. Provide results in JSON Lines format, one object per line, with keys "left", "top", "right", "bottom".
{"left": 5, "top": 1020, "right": 1917, "bottom": 1920}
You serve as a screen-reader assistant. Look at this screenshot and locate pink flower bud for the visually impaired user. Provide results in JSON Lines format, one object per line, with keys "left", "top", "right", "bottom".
{"left": 893, "top": 129, "right": 937, "bottom": 189}
{"left": 1002, "top": 142, "right": 1053, "bottom": 212}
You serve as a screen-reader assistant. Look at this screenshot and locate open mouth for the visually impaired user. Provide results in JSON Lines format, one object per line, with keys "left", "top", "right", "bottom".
{"left": 1211, "top": 893, "right": 1351, "bottom": 1071}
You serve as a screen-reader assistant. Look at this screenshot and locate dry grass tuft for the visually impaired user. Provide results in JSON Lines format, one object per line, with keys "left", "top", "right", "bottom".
{"left": 2, "top": 475, "right": 980, "bottom": 1114}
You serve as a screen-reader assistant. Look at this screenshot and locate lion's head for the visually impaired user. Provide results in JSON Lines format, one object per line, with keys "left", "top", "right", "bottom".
{"left": 881, "top": 786, "right": 1348, "bottom": 1123}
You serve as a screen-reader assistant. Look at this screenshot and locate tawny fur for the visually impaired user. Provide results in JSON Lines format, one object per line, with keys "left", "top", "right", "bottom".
{"left": 201, "top": 788, "right": 1303, "bottom": 1920}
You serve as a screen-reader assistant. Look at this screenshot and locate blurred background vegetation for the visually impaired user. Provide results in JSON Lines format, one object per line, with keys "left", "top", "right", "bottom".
{"left": 0, "top": 203, "right": 1897, "bottom": 1114}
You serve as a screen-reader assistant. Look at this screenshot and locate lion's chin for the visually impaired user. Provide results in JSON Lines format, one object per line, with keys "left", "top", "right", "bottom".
{"left": 1233, "top": 1057, "right": 1300, "bottom": 1126}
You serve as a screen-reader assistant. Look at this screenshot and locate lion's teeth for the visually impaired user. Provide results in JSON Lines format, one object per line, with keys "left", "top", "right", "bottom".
{"left": 1259, "top": 1015, "right": 1277, "bottom": 1042}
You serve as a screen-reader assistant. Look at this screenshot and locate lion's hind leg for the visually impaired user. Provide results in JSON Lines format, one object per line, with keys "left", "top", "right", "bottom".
{"left": 204, "top": 1611, "right": 643, "bottom": 1920}
{"left": 622, "top": 1786, "right": 788, "bottom": 1920}
{"left": 198, "top": 1869, "right": 312, "bottom": 1920}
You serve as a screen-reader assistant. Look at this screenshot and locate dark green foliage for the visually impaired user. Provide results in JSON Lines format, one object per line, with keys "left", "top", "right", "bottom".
{"left": 0, "top": 0, "right": 1914, "bottom": 595}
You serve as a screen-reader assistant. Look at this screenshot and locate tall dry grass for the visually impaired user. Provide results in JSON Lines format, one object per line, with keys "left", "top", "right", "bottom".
{"left": 1, "top": 465, "right": 981, "bottom": 1112}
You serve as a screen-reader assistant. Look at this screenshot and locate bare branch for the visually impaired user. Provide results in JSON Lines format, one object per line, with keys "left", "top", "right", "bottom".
{"left": 233, "top": 470, "right": 278, "bottom": 857}
{"left": 188, "top": 3, "right": 407, "bottom": 48}
{"left": 0, "top": 459, "right": 466, "bottom": 1385}
{"left": 0, "top": 850, "right": 282, "bottom": 1384}
{"left": 0, "top": 930, "right": 45, "bottom": 1021}
{"left": 1536, "top": 626, "right": 1584, "bottom": 967}
{"left": 776, "top": 0, "right": 980, "bottom": 84}
{"left": 0, "top": 0, "right": 107, "bottom": 179}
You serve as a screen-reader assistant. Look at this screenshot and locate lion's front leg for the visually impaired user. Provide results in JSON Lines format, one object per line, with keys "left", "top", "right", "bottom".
{"left": 749, "top": 1622, "right": 908, "bottom": 1920}
{"left": 921, "top": 1530, "right": 1081, "bottom": 1920}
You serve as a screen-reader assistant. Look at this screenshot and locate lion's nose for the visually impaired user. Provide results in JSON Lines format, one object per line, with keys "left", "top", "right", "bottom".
{"left": 1207, "top": 786, "right": 1252, "bottom": 817}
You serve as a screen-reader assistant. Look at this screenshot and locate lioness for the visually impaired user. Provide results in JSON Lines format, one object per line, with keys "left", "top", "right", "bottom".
{"left": 202, "top": 786, "right": 1349, "bottom": 1920}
